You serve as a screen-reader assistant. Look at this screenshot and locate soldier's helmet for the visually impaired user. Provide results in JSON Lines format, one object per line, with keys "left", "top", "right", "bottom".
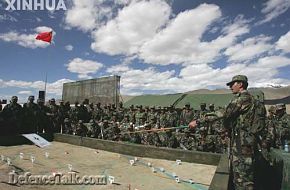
{"left": 150, "top": 106, "right": 155, "bottom": 110}
{"left": 209, "top": 103, "right": 214, "bottom": 107}
{"left": 50, "top": 98, "right": 55, "bottom": 102}
{"left": 89, "top": 119, "right": 95, "bottom": 123}
{"left": 64, "top": 118, "right": 70, "bottom": 123}
{"left": 124, "top": 114, "right": 130, "bottom": 118}
{"left": 226, "top": 75, "right": 248, "bottom": 86}
{"left": 78, "top": 120, "right": 83, "bottom": 124}
{"left": 59, "top": 100, "right": 64, "bottom": 103}
{"left": 185, "top": 102, "right": 190, "bottom": 107}
{"left": 130, "top": 104, "right": 134, "bottom": 109}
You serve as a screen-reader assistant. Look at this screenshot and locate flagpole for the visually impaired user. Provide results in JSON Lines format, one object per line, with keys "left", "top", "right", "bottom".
{"left": 44, "top": 72, "right": 47, "bottom": 102}
{"left": 36, "top": 29, "right": 53, "bottom": 103}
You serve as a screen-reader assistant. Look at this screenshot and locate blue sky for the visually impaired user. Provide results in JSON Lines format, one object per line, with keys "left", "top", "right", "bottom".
{"left": 0, "top": 0, "right": 290, "bottom": 103}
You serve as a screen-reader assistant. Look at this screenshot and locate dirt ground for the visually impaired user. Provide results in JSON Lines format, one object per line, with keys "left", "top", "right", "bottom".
{"left": 0, "top": 142, "right": 216, "bottom": 190}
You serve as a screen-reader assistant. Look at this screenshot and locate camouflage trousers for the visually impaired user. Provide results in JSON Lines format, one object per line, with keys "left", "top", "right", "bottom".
{"left": 231, "top": 145, "right": 255, "bottom": 190}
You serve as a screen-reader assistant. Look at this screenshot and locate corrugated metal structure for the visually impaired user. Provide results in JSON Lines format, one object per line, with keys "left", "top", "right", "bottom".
{"left": 62, "top": 75, "right": 120, "bottom": 105}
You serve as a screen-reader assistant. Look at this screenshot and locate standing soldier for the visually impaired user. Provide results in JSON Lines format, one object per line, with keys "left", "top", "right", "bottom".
{"left": 70, "top": 101, "right": 81, "bottom": 124}
{"left": 58, "top": 100, "right": 67, "bottom": 133}
{"left": 93, "top": 102, "right": 103, "bottom": 122}
{"left": 190, "top": 75, "right": 265, "bottom": 190}
{"left": 275, "top": 103, "right": 290, "bottom": 149}
{"left": 23, "top": 96, "right": 38, "bottom": 133}
{"left": 36, "top": 98, "right": 53, "bottom": 134}
{"left": 180, "top": 103, "right": 194, "bottom": 126}
{"left": 47, "top": 98, "right": 61, "bottom": 133}
{"left": 127, "top": 105, "right": 136, "bottom": 124}
{"left": 135, "top": 105, "right": 146, "bottom": 127}
{"left": 262, "top": 106, "right": 277, "bottom": 149}
{"left": 195, "top": 103, "right": 208, "bottom": 120}
{"left": 2, "top": 96, "right": 23, "bottom": 134}
{"left": 159, "top": 107, "right": 167, "bottom": 128}
{"left": 117, "top": 102, "right": 125, "bottom": 122}
{"left": 166, "top": 105, "right": 178, "bottom": 128}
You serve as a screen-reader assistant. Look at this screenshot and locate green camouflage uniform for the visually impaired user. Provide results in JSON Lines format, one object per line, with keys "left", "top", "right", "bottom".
{"left": 224, "top": 90, "right": 258, "bottom": 189}
{"left": 198, "top": 75, "right": 263, "bottom": 190}
{"left": 275, "top": 104, "right": 290, "bottom": 148}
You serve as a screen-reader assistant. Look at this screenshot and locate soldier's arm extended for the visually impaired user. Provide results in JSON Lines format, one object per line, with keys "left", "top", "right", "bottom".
{"left": 189, "top": 94, "right": 252, "bottom": 129}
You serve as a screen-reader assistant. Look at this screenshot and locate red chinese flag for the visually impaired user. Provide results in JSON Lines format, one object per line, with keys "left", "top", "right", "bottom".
{"left": 36, "top": 31, "right": 53, "bottom": 43}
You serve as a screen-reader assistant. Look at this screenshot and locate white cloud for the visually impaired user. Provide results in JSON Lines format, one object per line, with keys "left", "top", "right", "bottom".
{"left": 106, "top": 64, "right": 130, "bottom": 73}
{"left": 0, "top": 78, "right": 74, "bottom": 97}
{"left": 91, "top": 0, "right": 171, "bottom": 55}
{"left": 139, "top": 8, "right": 250, "bottom": 65}
{"left": 35, "top": 26, "right": 53, "bottom": 33}
{"left": 64, "top": 0, "right": 99, "bottom": 32}
{"left": 47, "top": 79, "right": 74, "bottom": 95}
{"left": 0, "top": 26, "right": 54, "bottom": 48}
{"left": 225, "top": 35, "right": 273, "bottom": 62}
{"left": 65, "top": 44, "right": 74, "bottom": 51}
{"left": 258, "top": 0, "right": 290, "bottom": 24}
{"left": 18, "top": 91, "right": 33, "bottom": 95}
{"left": 66, "top": 58, "right": 103, "bottom": 79}
{"left": 64, "top": 0, "right": 131, "bottom": 32}
{"left": 276, "top": 31, "right": 290, "bottom": 53}
{"left": 107, "top": 55, "right": 290, "bottom": 95}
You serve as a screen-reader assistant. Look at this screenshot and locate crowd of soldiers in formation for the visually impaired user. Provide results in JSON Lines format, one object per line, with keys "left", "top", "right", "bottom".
{"left": 0, "top": 95, "right": 289, "bottom": 154}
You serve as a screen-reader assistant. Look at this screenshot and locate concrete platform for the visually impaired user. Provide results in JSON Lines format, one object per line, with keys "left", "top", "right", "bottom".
{"left": 0, "top": 142, "right": 216, "bottom": 190}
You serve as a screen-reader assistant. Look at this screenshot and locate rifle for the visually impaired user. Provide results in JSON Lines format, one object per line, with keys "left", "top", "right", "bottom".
{"left": 120, "top": 125, "right": 189, "bottom": 134}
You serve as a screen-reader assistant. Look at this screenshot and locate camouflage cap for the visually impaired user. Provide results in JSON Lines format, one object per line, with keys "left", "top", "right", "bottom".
{"left": 226, "top": 75, "right": 248, "bottom": 86}
{"left": 50, "top": 98, "right": 55, "bottom": 102}
{"left": 209, "top": 103, "right": 214, "bottom": 107}
{"left": 200, "top": 103, "right": 206, "bottom": 106}
{"left": 12, "top": 96, "right": 18, "bottom": 100}
{"left": 276, "top": 103, "right": 286, "bottom": 110}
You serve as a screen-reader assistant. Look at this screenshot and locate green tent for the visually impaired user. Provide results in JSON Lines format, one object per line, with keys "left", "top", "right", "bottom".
{"left": 124, "top": 90, "right": 264, "bottom": 109}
